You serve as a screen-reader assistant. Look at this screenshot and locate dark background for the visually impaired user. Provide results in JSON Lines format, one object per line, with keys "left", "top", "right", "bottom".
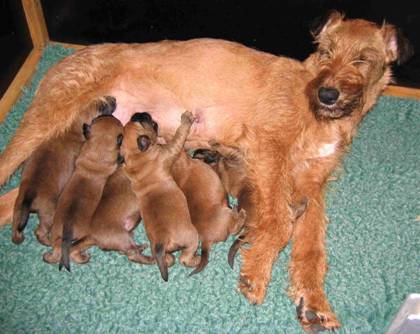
{"left": 2, "top": 0, "right": 420, "bottom": 98}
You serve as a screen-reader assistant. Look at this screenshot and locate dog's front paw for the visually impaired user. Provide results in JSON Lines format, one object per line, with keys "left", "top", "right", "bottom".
{"left": 181, "top": 111, "right": 195, "bottom": 125}
{"left": 238, "top": 273, "right": 267, "bottom": 304}
{"left": 296, "top": 295, "right": 341, "bottom": 333}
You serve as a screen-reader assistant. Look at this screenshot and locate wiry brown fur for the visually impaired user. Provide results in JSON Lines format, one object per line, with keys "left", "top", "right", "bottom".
{"left": 0, "top": 13, "right": 411, "bottom": 333}
{"left": 121, "top": 111, "right": 200, "bottom": 281}
{"left": 11, "top": 97, "right": 116, "bottom": 246}
{"left": 43, "top": 116, "right": 123, "bottom": 271}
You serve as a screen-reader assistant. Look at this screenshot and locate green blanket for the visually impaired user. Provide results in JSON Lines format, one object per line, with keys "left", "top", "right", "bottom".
{"left": 0, "top": 45, "right": 419, "bottom": 334}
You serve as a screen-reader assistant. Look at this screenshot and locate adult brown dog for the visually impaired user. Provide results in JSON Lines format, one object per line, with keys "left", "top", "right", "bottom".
{"left": 11, "top": 97, "right": 116, "bottom": 246}
{"left": 0, "top": 13, "right": 412, "bottom": 332}
{"left": 121, "top": 111, "right": 200, "bottom": 281}
{"left": 44, "top": 115, "right": 123, "bottom": 271}
{"left": 64, "top": 168, "right": 153, "bottom": 265}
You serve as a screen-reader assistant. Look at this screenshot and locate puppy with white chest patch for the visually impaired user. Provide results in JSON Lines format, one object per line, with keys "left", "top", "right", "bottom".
{"left": 43, "top": 115, "right": 124, "bottom": 271}
{"left": 121, "top": 111, "right": 200, "bottom": 281}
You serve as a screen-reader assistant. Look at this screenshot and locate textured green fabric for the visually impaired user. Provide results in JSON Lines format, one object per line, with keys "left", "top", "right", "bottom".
{"left": 0, "top": 45, "right": 419, "bottom": 334}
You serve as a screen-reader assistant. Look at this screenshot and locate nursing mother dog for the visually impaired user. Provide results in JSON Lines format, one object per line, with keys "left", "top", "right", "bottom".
{"left": 0, "top": 12, "right": 412, "bottom": 333}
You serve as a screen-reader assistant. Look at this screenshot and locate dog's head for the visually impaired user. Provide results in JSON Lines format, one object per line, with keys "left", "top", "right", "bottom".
{"left": 121, "top": 112, "right": 159, "bottom": 162}
{"left": 192, "top": 149, "right": 221, "bottom": 166}
{"left": 306, "top": 11, "right": 413, "bottom": 120}
{"left": 82, "top": 115, "right": 124, "bottom": 164}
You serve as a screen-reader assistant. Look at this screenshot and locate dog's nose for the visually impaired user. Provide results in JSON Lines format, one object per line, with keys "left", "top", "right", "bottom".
{"left": 318, "top": 87, "right": 340, "bottom": 105}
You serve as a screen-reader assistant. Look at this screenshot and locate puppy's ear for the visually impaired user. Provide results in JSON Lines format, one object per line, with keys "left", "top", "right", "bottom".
{"left": 311, "top": 10, "right": 344, "bottom": 39}
{"left": 82, "top": 123, "right": 91, "bottom": 139}
{"left": 381, "top": 24, "right": 414, "bottom": 64}
{"left": 117, "top": 134, "right": 123, "bottom": 147}
{"left": 137, "top": 135, "right": 151, "bottom": 151}
{"left": 152, "top": 121, "right": 159, "bottom": 133}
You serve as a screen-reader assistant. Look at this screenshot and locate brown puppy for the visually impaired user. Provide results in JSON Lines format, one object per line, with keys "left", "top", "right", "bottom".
{"left": 193, "top": 143, "right": 308, "bottom": 268}
{"left": 121, "top": 111, "right": 199, "bottom": 281}
{"left": 171, "top": 148, "right": 246, "bottom": 276}
{"left": 65, "top": 168, "right": 153, "bottom": 265}
{"left": 43, "top": 115, "right": 123, "bottom": 271}
{"left": 11, "top": 96, "right": 116, "bottom": 245}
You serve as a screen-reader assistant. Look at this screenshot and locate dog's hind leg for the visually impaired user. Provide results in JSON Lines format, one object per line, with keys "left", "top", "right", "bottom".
{"left": 0, "top": 46, "right": 119, "bottom": 187}
{"left": 34, "top": 201, "right": 56, "bottom": 246}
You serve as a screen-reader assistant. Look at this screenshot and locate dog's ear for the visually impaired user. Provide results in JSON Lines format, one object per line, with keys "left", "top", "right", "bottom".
{"left": 311, "top": 10, "right": 344, "bottom": 39}
{"left": 117, "top": 134, "right": 123, "bottom": 147}
{"left": 82, "top": 123, "right": 91, "bottom": 139}
{"left": 381, "top": 24, "right": 414, "bottom": 64}
{"left": 137, "top": 135, "right": 151, "bottom": 151}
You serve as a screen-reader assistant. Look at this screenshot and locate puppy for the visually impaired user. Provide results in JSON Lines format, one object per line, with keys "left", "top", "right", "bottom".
{"left": 43, "top": 115, "right": 123, "bottom": 271}
{"left": 172, "top": 149, "right": 246, "bottom": 276}
{"left": 193, "top": 143, "right": 308, "bottom": 268}
{"left": 121, "top": 111, "right": 199, "bottom": 281}
{"left": 65, "top": 168, "right": 153, "bottom": 265}
{"left": 11, "top": 96, "right": 116, "bottom": 245}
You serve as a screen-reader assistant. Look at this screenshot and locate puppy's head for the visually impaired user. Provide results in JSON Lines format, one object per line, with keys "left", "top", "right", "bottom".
{"left": 121, "top": 112, "right": 159, "bottom": 162}
{"left": 82, "top": 115, "right": 124, "bottom": 164}
{"left": 77, "top": 96, "right": 118, "bottom": 128}
{"left": 192, "top": 149, "right": 221, "bottom": 166}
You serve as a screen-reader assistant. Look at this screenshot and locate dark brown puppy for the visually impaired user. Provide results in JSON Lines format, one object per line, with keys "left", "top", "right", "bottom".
{"left": 171, "top": 149, "right": 246, "bottom": 276}
{"left": 121, "top": 111, "right": 199, "bottom": 281}
{"left": 66, "top": 168, "right": 153, "bottom": 265}
{"left": 43, "top": 115, "right": 123, "bottom": 271}
{"left": 11, "top": 96, "right": 116, "bottom": 245}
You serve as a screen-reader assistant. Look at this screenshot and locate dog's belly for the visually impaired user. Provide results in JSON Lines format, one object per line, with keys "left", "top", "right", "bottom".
{"left": 109, "top": 83, "right": 247, "bottom": 148}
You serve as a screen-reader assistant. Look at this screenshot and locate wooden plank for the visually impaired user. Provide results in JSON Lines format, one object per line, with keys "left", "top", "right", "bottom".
{"left": 384, "top": 85, "right": 420, "bottom": 100}
{"left": 0, "top": 49, "right": 41, "bottom": 123}
{"left": 22, "top": 0, "right": 49, "bottom": 49}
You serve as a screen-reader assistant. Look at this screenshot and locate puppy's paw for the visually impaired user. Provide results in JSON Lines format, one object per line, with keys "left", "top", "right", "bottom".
{"left": 43, "top": 251, "right": 60, "bottom": 264}
{"left": 181, "top": 111, "right": 195, "bottom": 125}
{"left": 71, "top": 251, "right": 91, "bottom": 264}
{"left": 99, "top": 96, "right": 117, "bottom": 115}
{"left": 296, "top": 295, "right": 341, "bottom": 333}
{"left": 12, "top": 232, "right": 24, "bottom": 245}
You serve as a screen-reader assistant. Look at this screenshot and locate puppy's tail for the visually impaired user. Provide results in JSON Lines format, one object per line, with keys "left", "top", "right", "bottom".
{"left": 189, "top": 243, "right": 210, "bottom": 276}
{"left": 228, "top": 238, "right": 242, "bottom": 269}
{"left": 11, "top": 188, "right": 36, "bottom": 244}
{"left": 155, "top": 243, "right": 168, "bottom": 282}
{"left": 59, "top": 221, "right": 73, "bottom": 272}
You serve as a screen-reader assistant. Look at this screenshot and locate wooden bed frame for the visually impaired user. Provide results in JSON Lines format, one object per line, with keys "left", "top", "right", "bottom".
{"left": 1, "top": 0, "right": 419, "bottom": 124}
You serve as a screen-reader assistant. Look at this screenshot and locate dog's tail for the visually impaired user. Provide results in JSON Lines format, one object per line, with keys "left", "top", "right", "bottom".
{"left": 155, "top": 243, "right": 168, "bottom": 282}
{"left": 59, "top": 220, "right": 73, "bottom": 272}
{"left": 11, "top": 188, "right": 36, "bottom": 244}
{"left": 0, "top": 45, "right": 120, "bottom": 188}
{"left": 189, "top": 243, "right": 210, "bottom": 276}
{"left": 228, "top": 238, "right": 242, "bottom": 269}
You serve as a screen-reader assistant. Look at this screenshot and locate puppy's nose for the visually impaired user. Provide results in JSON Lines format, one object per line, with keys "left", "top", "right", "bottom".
{"left": 318, "top": 87, "right": 340, "bottom": 105}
